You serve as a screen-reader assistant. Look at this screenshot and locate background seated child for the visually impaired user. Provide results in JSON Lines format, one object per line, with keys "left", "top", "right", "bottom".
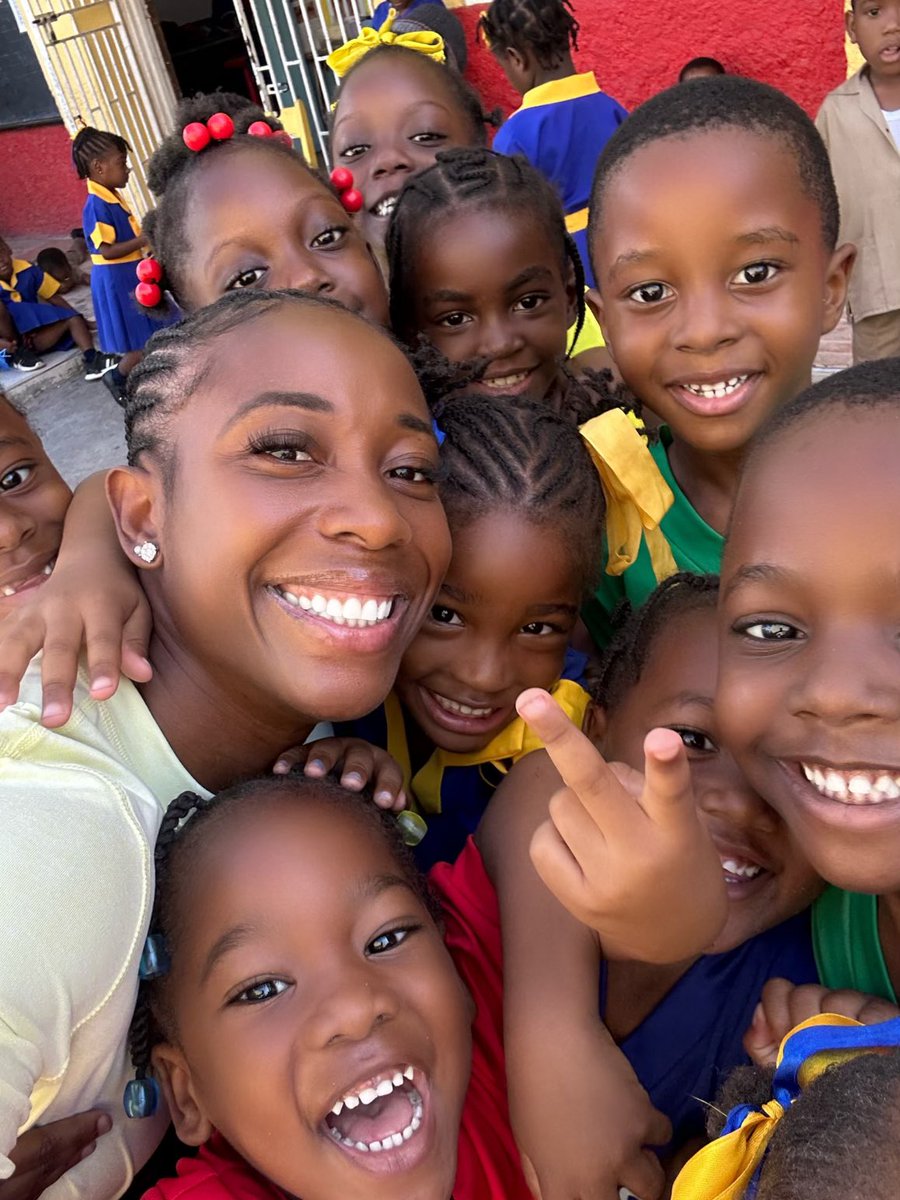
{"left": 0, "top": 391, "right": 71, "bottom": 614}
{"left": 130, "top": 773, "right": 532, "bottom": 1200}
{"left": 0, "top": 236, "right": 112, "bottom": 380}
{"left": 480, "top": 0, "right": 627, "bottom": 288}
{"left": 326, "top": 394, "right": 604, "bottom": 869}
{"left": 387, "top": 148, "right": 616, "bottom": 417}
{"left": 580, "top": 75, "right": 854, "bottom": 647}
{"left": 477, "top": 574, "right": 823, "bottom": 1198}
{"left": 672, "top": 1014, "right": 900, "bottom": 1199}
{"left": 678, "top": 56, "right": 726, "bottom": 82}
{"left": 35, "top": 247, "right": 90, "bottom": 296}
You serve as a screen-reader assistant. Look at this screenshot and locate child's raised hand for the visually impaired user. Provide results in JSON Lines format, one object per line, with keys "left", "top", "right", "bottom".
{"left": 273, "top": 737, "right": 407, "bottom": 811}
{"left": 744, "top": 977, "right": 900, "bottom": 1068}
{"left": 516, "top": 688, "right": 727, "bottom": 963}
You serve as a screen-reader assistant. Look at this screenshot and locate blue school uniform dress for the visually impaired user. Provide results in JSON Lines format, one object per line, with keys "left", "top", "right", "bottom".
{"left": 602, "top": 911, "right": 818, "bottom": 1149}
{"left": 82, "top": 180, "right": 164, "bottom": 354}
{"left": 0, "top": 259, "right": 76, "bottom": 346}
{"left": 338, "top": 655, "right": 589, "bottom": 870}
{"left": 491, "top": 73, "right": 627, "bottom": 288}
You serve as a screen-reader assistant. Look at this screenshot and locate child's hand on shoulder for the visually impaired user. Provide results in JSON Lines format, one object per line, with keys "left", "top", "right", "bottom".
{"left": 745, "top": 977, "right": 900, "bottom": 1068}
{"left": 513, "top": 1022, "right": 670, "bottom": 1200}
{"left": 516, "top": 688, "right": 727, "bottom": 963}
{"left": 273, "top": 737, "right": 407, "bottom": 811}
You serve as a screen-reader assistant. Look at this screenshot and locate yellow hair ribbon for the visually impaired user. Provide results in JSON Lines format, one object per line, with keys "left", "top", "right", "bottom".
{"left": 326, "top": 10, "right": 446, "bottom": 78}
{"left": 579, "top": 409, "right": 677, "bottom": 582}
{"left": 672, "top": 1014, "right": 874, "bottom": 1200}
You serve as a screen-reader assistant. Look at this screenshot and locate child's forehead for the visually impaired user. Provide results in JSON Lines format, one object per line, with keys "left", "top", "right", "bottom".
{"left": 0, "top": 402, "right": 41, "bottom": 450}
{"left": 340, "top": 51, "right": 454, "bottom": 112}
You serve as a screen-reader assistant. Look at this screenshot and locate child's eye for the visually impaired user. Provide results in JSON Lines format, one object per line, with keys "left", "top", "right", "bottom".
{"left": 735, "top": 262, "right": 779, "bottom": 285}
{"left": 367, "top": 925, "right": 419, "bottom": 955}
{"left": 338, "top": 143, "right": 367, "bottom": 160}
{"left": 670, "top": 726, "right": 718, "bottom": 753}
{"left": 226, "top": 267, "right": 266, "bottom": 291}
{"left": 232, "top": 978, "right": 289, "bottom": 1004}
{"left": 430, "top": 604, "right": 464, "bottom": 626}
{"left": 388, "top": 465, "right": 435, "bottom": 484}
{"left": 436, "top": 312, "right": 472, "bottom": 328}
{"left": 513, "top": 294, "right": 547, "bottom": 313}
{"left": 0, "top": 464, "right": 34, "bottom": 491}
{"left": 311, "top": 226, "right": 348, "bottom": 249}
{"left": 738, "top": 620, "right": 800, "bottom": 641}
{"left": 520, "top": 620, "right": 559, "bottom": 636}
{"left": 626, "top": 282, "right": 672, "bottom": 305}
{"left": 411, "top": 131, "right": 444, "bottom": 145}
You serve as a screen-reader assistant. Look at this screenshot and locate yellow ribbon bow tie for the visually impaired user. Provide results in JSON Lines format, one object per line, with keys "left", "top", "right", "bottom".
{"left": 579, "top": 409, "right": 677, "bottom": 583}
{"left": 326, "top": 10, "right": 446, "bottom": 78}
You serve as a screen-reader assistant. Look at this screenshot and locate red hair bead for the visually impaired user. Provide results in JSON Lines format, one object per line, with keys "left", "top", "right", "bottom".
{"left": 206, "top": 112, "right": 235, "bottom": 140}
{"left": 247, "top": 120, "right": 273, "bottom": 138}
{"left": 135, "top": 281, "right": 162, "bottom": 307}
{"left": 136, "top": 258, "right": 162, "bottom": 283}
{"left": 341, "top": 188, "right": 364, "bottom": 213}
{"left": 273, "top": 130, "right": 293, "bottom": 147}
{"left": 330, "top": 166, "right": 354, "bottom": 192}
{"left": 182, "top": 122, "right": 211, "bottom": 152}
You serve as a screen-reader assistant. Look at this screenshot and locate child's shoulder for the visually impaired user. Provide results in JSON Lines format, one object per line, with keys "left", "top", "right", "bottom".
{"left": 143, "top": 1138, "right": 284, "bottom": 1200}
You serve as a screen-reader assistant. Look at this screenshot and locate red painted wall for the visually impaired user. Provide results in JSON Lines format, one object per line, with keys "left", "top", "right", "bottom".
{"left": 459, "top": 0, "right": 847, "bottom": 120}
{"left": 0, "top": 123, "right": 84, "bottom": 237}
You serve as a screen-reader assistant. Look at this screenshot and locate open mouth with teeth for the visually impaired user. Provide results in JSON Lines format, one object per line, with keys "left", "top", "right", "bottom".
{"left": 482, "top": 370, "right": 533, "bottom": 392}
{"left": 1, "top": 558, "right": 55, "bottom": 599}
{"left": 324, "top": 1065, "right": 427, "bottom": 1167}
{"left": 681, "top": 376, "right": 749, "bottom": 400}
{"left": 719, "top": 854, "right": 765, "bottom": 888}
{"left": 801, "top": 762, "right": 900, "bottom": 805}
{"left": 269, "top": 587, "right": 396, "bottom": 629}
{"left": 371, "top": 194, "right": 399, "bottom": 220}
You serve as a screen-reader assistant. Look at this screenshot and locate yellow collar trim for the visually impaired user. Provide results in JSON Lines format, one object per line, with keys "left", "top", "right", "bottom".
{"left": 87, "top": 178, "right": 131, "bottom": 211}
{"left": 519, "top": 71, "right": 600, "bottom": 111}
{"left": 0, "top": 260, "right": 35, "bottom": 302}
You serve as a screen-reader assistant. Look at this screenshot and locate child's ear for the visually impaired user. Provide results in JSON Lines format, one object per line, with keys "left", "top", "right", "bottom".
{"left": 585, "top": 288, "right": 615, "bottom": 363}
{"left": 820, "top": 241, "right": 856, "bottom": 335}
{"left": 106, "top": 464, "right": 165, "bottom": 571}
{"left": 844, "top": 5, "right": 858, "bottom": 43}
{"left": 581, "top": 700, "right": 608, "bottom": 747}
{"left": 152, "top": 1044, "right": 214, "bottom": 1146}
{"left": 563, "top": 256, "right": 579, "bottom": 329}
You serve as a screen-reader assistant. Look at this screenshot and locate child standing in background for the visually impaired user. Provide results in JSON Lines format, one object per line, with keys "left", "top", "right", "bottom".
{"left": 480, "top": 0, "right": 627, "bottom": 288}
{"left": 816, "top": 0, "right": 900, "bottom": 362}
{"left": 72, "top": 127, "right": 168, "bottom": 403}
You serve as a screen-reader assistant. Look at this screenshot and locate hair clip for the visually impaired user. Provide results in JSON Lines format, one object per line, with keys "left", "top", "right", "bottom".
{"left": 123, "top": 1075, "right": 160, "bottom": 1119}
{"left": 182, "top": 111, "right": 235, "bottom": 152}
{"left": 134, "top": 257, "right": 163, "bottom": 308}
{"left": 431, "top": 417, "right": 445, "bottom": 446}
{"left": 396, "top": 809, "right": 427, "bottom": 847}
{"left": 329, "top": 167, "right": 364, "bottom": 213}
{"left": 326, "top": 10, "right": 445, "bottom": 78}
{"left": 138, "top": 933, "right": 170, "bottom": 980}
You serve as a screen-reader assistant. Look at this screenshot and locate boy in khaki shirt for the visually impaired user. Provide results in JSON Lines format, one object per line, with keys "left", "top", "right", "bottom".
{"left": 816, "top": 0, "right": 900, "bottom": 362}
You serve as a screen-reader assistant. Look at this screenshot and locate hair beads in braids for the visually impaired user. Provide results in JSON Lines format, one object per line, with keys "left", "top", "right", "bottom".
{"left": 434, "top": 394, "right": 605, "bottom": 594}
{"left": 71, "top": 126, "right": 131, "bottom": 180}
{"left": 387, "top": 147, "right": 586, "bottom": 354}
{"left": 588, "top": 572, "right": 719, "bottom": 711}
{"left": 478, "top": 0, "right": 579, "bottom": 70}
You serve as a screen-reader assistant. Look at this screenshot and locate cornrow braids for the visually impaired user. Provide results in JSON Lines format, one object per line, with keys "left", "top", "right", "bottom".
{"left": 588, "top": 77, "right": 840, "bottom": 254}
{"left": 434, "top": 393, "right": 605, "bottom": 594}
{"left": 329, "top": 44, "right": 496, "bottom": 148}
{"left": 387, "top": 147, "right": 586, "bottom": 356}
{"left": 140, "top": 92, "right": 334, "bottom": 314}
{"left": 126, "top": 774, "right": 443, "bottom": 1097}
{"left": 478, "top": 0, "right": 579, "bottom": 70}
{"left": 71, "top": 126, "right": 130, "bottom": 180}
{"left": 122, "top": 288, "right": 369, "bottom": 479}
{"left": 589, "top": 572, "right": 719, "bottom": 711}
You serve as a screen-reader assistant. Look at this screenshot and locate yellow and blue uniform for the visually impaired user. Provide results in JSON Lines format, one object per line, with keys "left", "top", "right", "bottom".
{"left": 339, "top": 660, "right": 590, "bottom": 869}
{"left": 82, "top": 181, "right": 171, "bottom": 353}
{"left": 0, "top": 259, "right": 77, "bottom": 346}
{"left": 492, "top": 72, "right": 627, "bottom": 288}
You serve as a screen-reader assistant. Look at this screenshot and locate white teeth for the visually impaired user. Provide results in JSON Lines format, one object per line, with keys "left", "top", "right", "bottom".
{"left": 1, "top": 586, "right": 13, "bottom": 597}
{"left": 393, "top": 1072, "right": 404, "bottom": 1087}
{"left": 721, "top": 857, "right": 763, "bottom": 881}
{"left": 43, "top": 562, "right": 53, "bottom": 575}
{"left": 801, "top": 762, "right": 900, "bottom": 804}
{"left": 682, "top": 375, "right": 748, "bottom": 399}
{"left": 274, "top": 588, "right": 395, "bottom": 627}
{"left": 358, "top": 1087, "right": 378, "bottom": 1105}
{"left": 374, "top": 195, "right": 398, "bottom": 217}
{"left": 485, "top": 371, "right": 528, "bottom": 390}
{"left": 433, "top": 692, "right": 493, "bottom": 718}
{"left": 376, "top": 1078, "right": 394, "bottom": 1097}
{"left": 355, "top": 1141, "right": 369, "bottom": 1153}
{"left": 331, "top": 1099, "right": 344, "bottom": 1116}
{"left": 403, "top": 1065, "right": 414, "bottom": 1080}
{"left": 343, "top": 1093, "right": 360, "bottom": 1109}
{"left": 326, "top": 1073, "right": 423, "bottom": 1155}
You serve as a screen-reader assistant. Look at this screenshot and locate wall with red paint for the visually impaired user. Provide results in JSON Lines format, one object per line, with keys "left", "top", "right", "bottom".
{"left": 0, "top": 123, "right": 85, "bottom": 238}
{"left": 459, "top": 0, "right": 848, "bottom": 121}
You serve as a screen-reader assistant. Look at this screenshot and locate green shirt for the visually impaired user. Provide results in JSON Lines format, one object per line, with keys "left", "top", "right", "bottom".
{"left": 582, "top": 427, "right": 724, "bottom": 648}
{"left": 812, "top": 886, "right": 897, "bottom": 1002}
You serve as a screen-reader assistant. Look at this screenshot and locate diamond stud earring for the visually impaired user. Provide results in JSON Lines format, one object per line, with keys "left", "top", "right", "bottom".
{"left": 133, "top": 541, "right": 159, "bottom": 564}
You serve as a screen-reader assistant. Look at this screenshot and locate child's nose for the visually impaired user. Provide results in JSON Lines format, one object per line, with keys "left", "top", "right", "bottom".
{"left": 476, "top": 315, "right": 523, "bottom": 361}
{"left": 370, "top": 139, "right": 415, "bottom": 180}
{"left": 305, "top": 960, "right": 400, "bottom": 1048}
{"left": 673, "top": 288, "right": 741, "bottom": 354}
{"left": 0, "top": 503, "right": 35, "bottom": 555}
{"left": 696, "top": 757, "right": 778, "bottom": 835}
{"left": 789, "top": 631, "right": 900, "bottom": 725}
{"left": 273, "top": 248, "right": 334, "bottom": 296}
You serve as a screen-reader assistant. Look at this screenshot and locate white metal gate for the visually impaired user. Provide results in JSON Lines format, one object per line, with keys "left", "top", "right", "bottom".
{"left": 11, "top": 0, "right": 177, "bottom": 214}
{"left": 232, "top": 0, "right": 374, "bottom": 165}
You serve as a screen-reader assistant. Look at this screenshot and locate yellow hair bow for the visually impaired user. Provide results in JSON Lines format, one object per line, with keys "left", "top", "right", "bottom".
{"left": 326, "top": 10, "right": 446, "bottom": 78}
{"left": 579, "top": 409, "right": 677, "bottom": 582}
{"left": 672, "top": 1013, "right": 900, "bottom": 1200}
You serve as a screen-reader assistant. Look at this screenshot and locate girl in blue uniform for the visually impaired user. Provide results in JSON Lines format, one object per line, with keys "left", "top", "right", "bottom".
{"left": 479, "top": 0, "right": 627, "bottom": 287}
{"left": 72, "top": 127, "right": 168, "bottom": 402}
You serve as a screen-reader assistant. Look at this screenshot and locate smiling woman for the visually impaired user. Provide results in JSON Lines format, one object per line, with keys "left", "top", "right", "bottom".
{"left": 0, "top": 290, "right": 451, "bottom": 1200}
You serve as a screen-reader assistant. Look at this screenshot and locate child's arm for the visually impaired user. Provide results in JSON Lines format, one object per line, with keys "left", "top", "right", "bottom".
{"left": 96, "top": 233, "right": 146, "bottom": 261}
{"left": 478, "top": 750, "right": 671, "bottom": 1200}
{"left": 516, "top": 688, "right": 728, "bottom": 962}
{"left": 0, "top": 1110, "right": 111, "bottom": 1200}
{"left": 0, "top": 472, "right": 151, "bottom": 725}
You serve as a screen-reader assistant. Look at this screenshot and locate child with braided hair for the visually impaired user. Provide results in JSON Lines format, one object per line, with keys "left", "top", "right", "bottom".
{"left": 480, "top": 0, "right": 627, "bottom": 287}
